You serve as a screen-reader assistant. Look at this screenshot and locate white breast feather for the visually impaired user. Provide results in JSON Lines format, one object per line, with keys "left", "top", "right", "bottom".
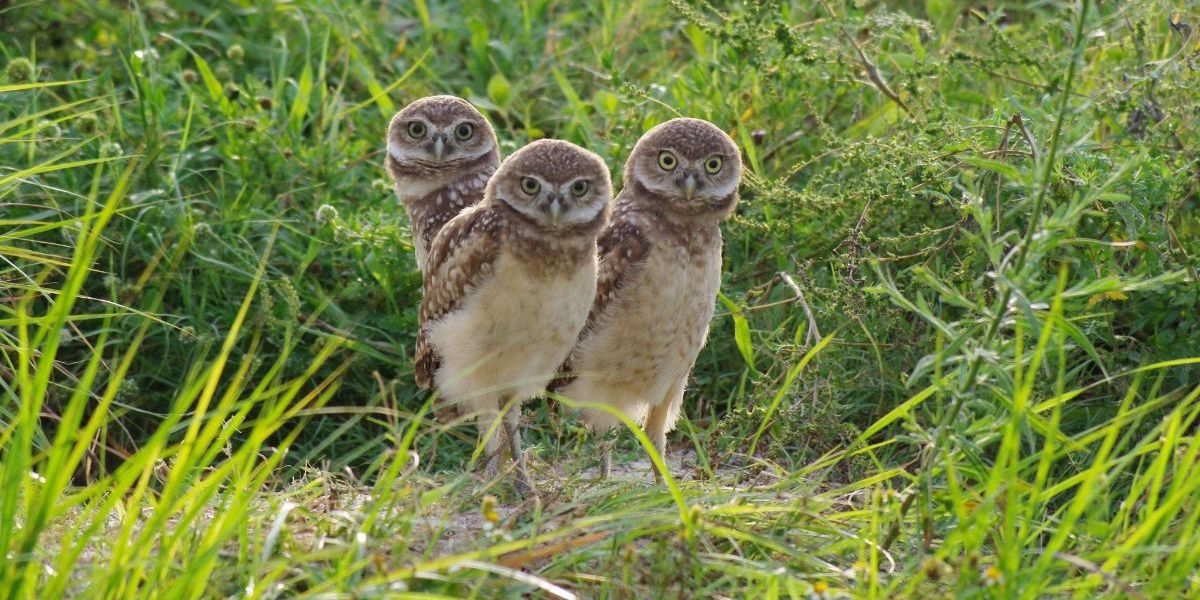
{"left": 392, "top": 174, "right": 444, "bottom": 204}
{"left": 428, "top": 250, "right": 597, "bottom": 412}
{"left": 563, "top": 240, "right": 721, "bottom": 428}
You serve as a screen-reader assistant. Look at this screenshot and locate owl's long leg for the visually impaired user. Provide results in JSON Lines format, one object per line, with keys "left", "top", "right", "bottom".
{"left": 503, "top": 397, "right": 534, "bottom": 496}
{"left": 643, "top": 405, "right": 670, "bottom": 484}
{"left": 590, "top": 426, "right": 615, "bottom": 480}
{"left": 478, "top": 402, "right": 506, "bottom": 480}
{"left": 643, "top": 378, "right": 687, "bottom": 484}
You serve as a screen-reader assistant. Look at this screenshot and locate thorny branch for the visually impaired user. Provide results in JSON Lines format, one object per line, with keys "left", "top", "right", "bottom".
{"left": 818, "top": 0, "right": 915, "bottom": 119}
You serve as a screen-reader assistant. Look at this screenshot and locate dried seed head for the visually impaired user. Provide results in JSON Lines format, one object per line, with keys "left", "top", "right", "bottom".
{"left": 6, "top": 57, "right": 34, "bottom": 83}
{"left": 77, "top": 113, "right": 100, "bottom": 135}
{"left": 316, "top": 204, "right": 338, "bottom": 225}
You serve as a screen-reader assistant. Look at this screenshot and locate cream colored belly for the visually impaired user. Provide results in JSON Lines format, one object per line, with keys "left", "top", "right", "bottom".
{"left": 429, "top": 253, "right": 596, "bottom": 405}
{"left": 574, "top": 247, "right": 720, "bottom": 405}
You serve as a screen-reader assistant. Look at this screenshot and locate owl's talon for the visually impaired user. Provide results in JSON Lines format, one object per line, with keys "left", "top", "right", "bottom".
{"left": 505, "top": 412, "right": 535, "bottom": 496}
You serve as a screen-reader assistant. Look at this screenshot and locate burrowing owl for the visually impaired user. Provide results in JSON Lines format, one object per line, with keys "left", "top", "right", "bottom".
{"left": 415, "top": 139, "right": 612, "bottom": 494}
{"left": 554, "top": 118, "right": 742, "bottom": 481}
{"left": 385, "top": 95, "right": 500, "bottom": 271}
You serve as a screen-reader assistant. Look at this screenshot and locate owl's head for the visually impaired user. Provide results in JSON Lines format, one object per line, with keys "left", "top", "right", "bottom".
{"left": 488, "top": 139, "right": 612, "bottom": 234}
{"left": 386, "top": 95, "right": 498, "bottom": 170}
{"left": 624, "top": 118, "right": 742, "bottom": 219}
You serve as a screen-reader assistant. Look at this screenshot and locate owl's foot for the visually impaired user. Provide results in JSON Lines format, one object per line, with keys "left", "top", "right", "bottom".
{"left": 483, "top": 447, "right": 504, "bottom": 481}
{"left": 505, "top": 415, "right": 536, "bottom": 497}
{"left": 649, "top": 436, "right": 666, "bottom": 484}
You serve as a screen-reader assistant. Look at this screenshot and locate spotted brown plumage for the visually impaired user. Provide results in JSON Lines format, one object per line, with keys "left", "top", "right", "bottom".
{"left": 413, "top": 204, "right": 503, "bottom": 391}
{"left": 555, "top": 117, "right": 742, "bottom": 482}
{"left": 414, "top": 138, "right": 613, "bottom": 495}
{"left": 385, "top": 95, "right": 500, "bottom": 272}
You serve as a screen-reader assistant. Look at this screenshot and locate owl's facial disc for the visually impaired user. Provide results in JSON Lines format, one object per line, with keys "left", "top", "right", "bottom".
{"left": 488, "top": 139, "right": 612, "bottom": 234}
{"left": 625, "top": 118, "right": 743, "bottom": 217}
{"left": 386, "top": 97, "right": 496, "bottom": 170}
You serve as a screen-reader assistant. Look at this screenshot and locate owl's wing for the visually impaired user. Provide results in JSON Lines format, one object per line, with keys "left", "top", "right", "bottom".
{"left": 587, "top": 217, "right": 651, "bottom": 331}
{"left": 550, "top": 207, "right": 650, "bottom": 390}
{"left": 414, "top": 206, "right": 502, "bottom": 390}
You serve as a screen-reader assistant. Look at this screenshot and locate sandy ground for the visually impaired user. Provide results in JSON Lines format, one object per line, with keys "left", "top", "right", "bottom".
{"left": 37, "top": 444, "right": 773, "bottom": 594}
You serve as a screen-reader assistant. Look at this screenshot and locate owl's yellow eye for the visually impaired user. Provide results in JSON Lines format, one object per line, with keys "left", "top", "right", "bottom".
{"left": 704, "top": 156, "right": 723, "bottom": 174}
{"left": 520, "top": 177, "right": 541, "bottom": 195}
{"left": 570, "top": 179, "right": 589, "bottom": 197}
{"left": 407, "top": 121, "right": 426, "bottom": 138}
{"left": 455, "top": 122, "right": 474, "bottom": 140}
{"left": 657, "top": 151, "right": 677, "bottom": 171}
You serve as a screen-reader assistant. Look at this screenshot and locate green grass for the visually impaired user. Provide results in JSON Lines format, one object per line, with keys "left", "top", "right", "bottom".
{"left": 2, "top": 0, "right": 1199, "bottom": 597}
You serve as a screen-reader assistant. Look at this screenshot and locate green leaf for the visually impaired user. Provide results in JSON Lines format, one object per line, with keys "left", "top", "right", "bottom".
{"left": 348, "top": 44, "right": 395, "bottom": 118}
{"left": 487, "top": 73, "right": 511, "bottom": 108}
{"left": 191, "top": 53, "right": 228, "bottom": 112}
{"left": 551, "top": 68, "right": 595, "bottom": 141}
{"left": 412, "top": 0, "right": 430, "bottom": 30}
{"left": 846, "top": 102, "right": 902, "bottom": 139}
{"left": 945, "top": 89, "right": 990, "bottom": 105}
{"left": 718, "top": 292, "right": 755, "bottom": 371}
{"left": 593, "top": 90, "right": 618, "bottom": 115}
{"left": 468, "top": 18, "right": 489, "bottom": 74}
{"left": 290, "top": 62, "right": 313, "bottom": 132}
{"left": 962, "top": 156, "right": 1022, "bottom": 181}
{"left": 926, "top": 0, "right": 956, "bottom": 35}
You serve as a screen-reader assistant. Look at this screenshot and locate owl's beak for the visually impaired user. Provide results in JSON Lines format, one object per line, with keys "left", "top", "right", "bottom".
{"left": 432, "top": 136, "right": 446, "bottom": 161}
{"left": 682, "top": 172, "right": 698, "bottom": 199}
{"left": 547, "top": 197, "right": 563, "bottom": 226}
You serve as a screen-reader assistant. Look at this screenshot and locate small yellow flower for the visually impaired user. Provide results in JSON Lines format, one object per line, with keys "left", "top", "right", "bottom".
{"left": 981, "top": 565, "right": 1003, "bottom": 586}
{"left": 1087, "top": 290, "right": 1129, "bottom": 308}
{"left": 481, "top": 494, "right": 499, "bottom": 524}
{"left": 809, "top": 580, "right": 834, "bottom": 600}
